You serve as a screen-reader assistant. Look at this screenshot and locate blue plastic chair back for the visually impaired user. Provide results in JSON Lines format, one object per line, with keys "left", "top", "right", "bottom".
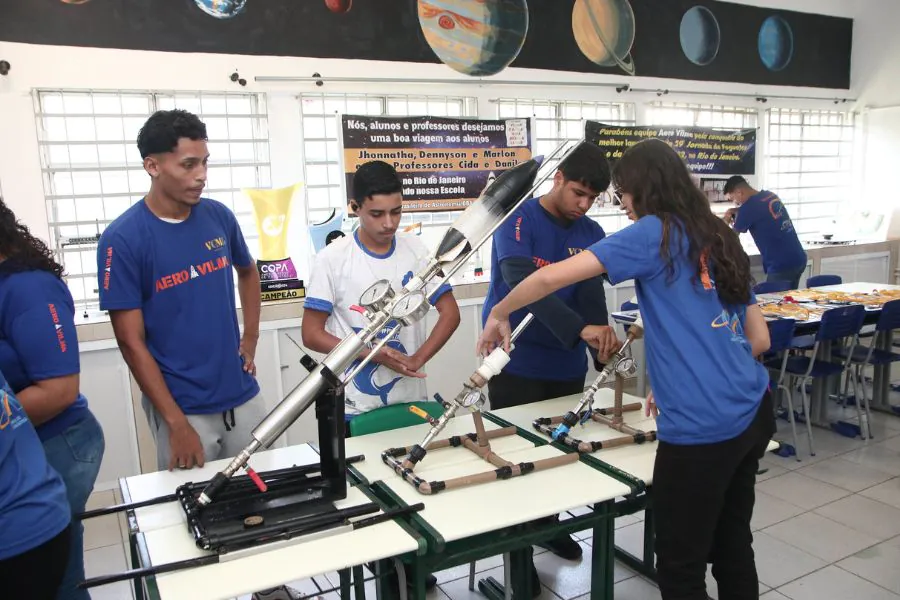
{"left": 876, "top": 299, "right": 900, "bottom": 333}
{"left": 754, "top": 280, "right": 792, "bottom": 294}
{"left": 807, "top": 274, "right": 842, "bottom": 288}
{"left": 767, "top": 318, "right": 797, "bottom": 353}
{"left": 816, "top": 304, "right": 865, "bottom": 342}
{"left": 621, "top": 301, "right": 639, "bottom": 312}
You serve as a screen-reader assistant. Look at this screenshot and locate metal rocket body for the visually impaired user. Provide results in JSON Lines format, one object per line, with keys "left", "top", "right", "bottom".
{"left": 433, "top": 156, "right": 543, "bottom": 271}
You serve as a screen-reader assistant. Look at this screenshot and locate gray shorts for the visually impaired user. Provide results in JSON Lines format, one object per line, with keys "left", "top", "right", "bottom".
{"left": 141, "top": 394, "right": 268, "bottom": 471}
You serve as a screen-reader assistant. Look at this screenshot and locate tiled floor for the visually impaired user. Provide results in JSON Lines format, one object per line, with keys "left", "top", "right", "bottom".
{"left": 83, "top": 400, "right": 900, "bottom": 600}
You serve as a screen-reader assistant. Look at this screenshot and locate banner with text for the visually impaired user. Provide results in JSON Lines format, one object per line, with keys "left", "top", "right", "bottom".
{"left": 585, "top": 121, "right": 756, "bottom": 175}
{"left": 341, "top": 115, "right": 533, "bottom": 212}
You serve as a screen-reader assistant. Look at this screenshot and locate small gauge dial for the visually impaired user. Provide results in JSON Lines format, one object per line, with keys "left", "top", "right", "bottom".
{"left": 359, "top": 279, "right": 395, "bottom": 312}
{"left": 460, "top": 389, "right": 483, "bottom": 408}
{"left": 615, "top": 357, "right": 636, "bottom": 376}
{"left": 390, "top": 290, "right": 430, "bottom": 325}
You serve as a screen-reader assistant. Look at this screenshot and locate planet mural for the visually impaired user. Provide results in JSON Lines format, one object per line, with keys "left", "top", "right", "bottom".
{"left": 572, "top": 0, "right": 636, "bottom": 76}
{"left": 680, "top": 6, "right": 720, "bottom": 66}
{"left": 758, "top": 15, "right": 793, "bottom": 71}
{"left": 193, "top": 0, "right": 248, "bottom": 19}
{"left": 324, "top": 0, "right": 352, "bottom": 13}
{"left": 60, "top": 0, "right": 91, "bottom": 4}
{"left": 417, "top": 0, "right": 529, "bottom": 77}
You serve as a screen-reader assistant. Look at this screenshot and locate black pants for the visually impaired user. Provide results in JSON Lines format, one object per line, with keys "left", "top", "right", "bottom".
{"left": 653, "top": 393, "right": 775, "bottom": 600}
{"left": 0, "top": 524, "right": 71, "bottom": 600}
{"left": 487, "top": 370, "right": 586, "bottom": 410}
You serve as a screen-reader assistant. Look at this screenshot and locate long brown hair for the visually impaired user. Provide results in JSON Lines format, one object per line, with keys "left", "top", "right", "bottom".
{"left": 612, "top": 139, "right": 752, "bottom": 306}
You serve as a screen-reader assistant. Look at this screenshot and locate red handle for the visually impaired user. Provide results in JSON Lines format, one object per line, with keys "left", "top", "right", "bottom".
{"left": 246, "top": 467, "right": 268, "bottom": 493}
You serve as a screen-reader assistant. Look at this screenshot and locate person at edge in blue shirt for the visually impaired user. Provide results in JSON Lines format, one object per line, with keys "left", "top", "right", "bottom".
{"left": 0, "top": 367, "right": 72, "bottom": 600}
{"left": 0, "top": 198, "right": 105, "bottom": 600}
{"left": 723, "top": 176, "right": 807, "bottom": 289}
{"left": 481, "top": 142, "right": 620, "bottom": 578}
{"left": 479, "top": 139, "right": 775, "bottom": 600}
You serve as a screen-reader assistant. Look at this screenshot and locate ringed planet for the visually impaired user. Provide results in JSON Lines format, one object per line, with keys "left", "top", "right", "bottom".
{"left": 572, "top": 0, "right": 636, "bottom": 76}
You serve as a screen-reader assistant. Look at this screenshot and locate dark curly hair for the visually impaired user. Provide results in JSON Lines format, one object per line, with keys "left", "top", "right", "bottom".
{"left": 137, "top": 109, "right": 208, "bottom": 159}
{"left": 0, "top": 197, "right": 65, "bottom": 278}
{"left": 612, "top": 139, "right": 752, "bottom": 307}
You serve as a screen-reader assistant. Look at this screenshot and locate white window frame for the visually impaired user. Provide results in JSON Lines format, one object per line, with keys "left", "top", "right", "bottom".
{"left": 764, "top": 108, "right": 856, "bottom": 237}
{"left": 33, "top": 89, "right": 271, "bottom": 308}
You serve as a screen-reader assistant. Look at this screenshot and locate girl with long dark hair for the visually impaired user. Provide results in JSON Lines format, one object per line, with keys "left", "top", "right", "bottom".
{"left": 478, "top": 139, "right": 775, "bottom": 600}
{"left": 0, "top": 198, "right": 105, "bottom": 600}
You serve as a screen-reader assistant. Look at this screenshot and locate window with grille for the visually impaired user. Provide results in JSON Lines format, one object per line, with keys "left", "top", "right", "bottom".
{"left": 299, "top": 93, "right": 477, "bottom": 229}
{"left": 34, "top": 90, "right": 271, "bottom": 308}
{"left": 646, "top": 102, "right": 759, "bottom": 129}
{"left": 495, "top": 98, "right": 636, "bottom": 233}
{"left": 765, "top": 108, "right": 855, "bottom": 237}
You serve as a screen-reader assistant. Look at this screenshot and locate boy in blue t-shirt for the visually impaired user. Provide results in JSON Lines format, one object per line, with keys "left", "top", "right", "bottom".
{"left": 723, "top": 176, "right": 807, "bottom": 288}
{"left": 98, "top": 109, "right": 265, "bottom": 473}
{"left": 481, "top": 142, "right": 618, "bottom": 566}
{"left": 0, "top": 369, "right": 72, "bottom": 599}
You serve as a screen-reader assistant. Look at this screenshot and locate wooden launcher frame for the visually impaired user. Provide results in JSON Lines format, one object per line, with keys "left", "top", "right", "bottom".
{"left": 532, "top": 320, "right": 657, "bottom": 453}
{"left": 381, "top": 313, "right": 578, "bottom": 495}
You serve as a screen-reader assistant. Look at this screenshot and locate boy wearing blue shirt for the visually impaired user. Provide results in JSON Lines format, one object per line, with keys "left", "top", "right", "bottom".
{"left": 0, "top": 369, "right": 72, "bottom": 600}
{"left": 98, "top": 109, "right": 265, "bottom": 473}
{"left": 723, "top": 176, "right": 807, "bottom": 288}
{"left": 481, "top": 142, "right": 618, "bottom": 566}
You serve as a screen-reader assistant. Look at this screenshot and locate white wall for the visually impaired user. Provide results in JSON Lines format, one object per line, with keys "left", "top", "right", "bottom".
{"left": 0, "top": 0, "right": 892, "bottom": 248}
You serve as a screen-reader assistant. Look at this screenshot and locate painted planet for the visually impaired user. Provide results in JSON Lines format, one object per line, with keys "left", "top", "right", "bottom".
{"left": 572, "top": 0, "right": 636, "bottom": 76}
{"left": 418, "top": 0, "right": 529, "bottom": 77}
{"left": 325, "top": 0, "right": 352, "bottom": 13}
{"left": 60, "top": 0, "right": 91, "bottom": 3}
{"left": 680, "top": 6, "right": 720, "bottom": 66}
{"left": 758, "top": 15, "right": 793, "bottom": 71}
{"left": 193, "top": 0, "right": 248, "bottom": 19}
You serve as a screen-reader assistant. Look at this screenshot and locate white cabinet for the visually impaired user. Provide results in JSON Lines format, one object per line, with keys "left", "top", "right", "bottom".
{"left": 821, "top": 252, "right": 891, "bottom": 285}
{"left": 422, "top": 304, "right": 482, "bottom": 404}
{"left": 275, "top": 327, "right": 322, "bottom": 447}
{"left": 79, "top": 345, "right": 141, "bottom": 489}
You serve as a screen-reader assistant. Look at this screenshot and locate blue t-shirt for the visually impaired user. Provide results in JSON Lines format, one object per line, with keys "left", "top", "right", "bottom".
{"left": 482, "top": 198, "right": 606, "bottom": 381}
{"left": 589, "top": 216, "right": 769, "bottom": 445}
{"left": 0, "top": 369, "right": 70, "bottom": 560}
{"left": 734, "top": 191, "right": 806, "bottom": 273}
{"left": 97, "top": 199, "right": 259, "bottom": 414}
{"left": 0, "top": 269, "right": 90, "bottom": 441}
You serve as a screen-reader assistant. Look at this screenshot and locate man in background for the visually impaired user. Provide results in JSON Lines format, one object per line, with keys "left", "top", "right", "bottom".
{"left": 723, "top": 176, "right": 807, "bottom": 289}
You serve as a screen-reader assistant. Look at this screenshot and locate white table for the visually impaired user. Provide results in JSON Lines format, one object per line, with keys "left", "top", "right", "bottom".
{"left": 344, "top": 416, "right": 631, "bottom": 600}
{"left": 117, "top": 444, "right": 422, "bottom": 600}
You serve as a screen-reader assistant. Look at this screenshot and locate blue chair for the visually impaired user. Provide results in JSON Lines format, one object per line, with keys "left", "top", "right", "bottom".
{"left": 781, "top": 304, "right": 866, "bottom": 456}
{"left": 762, "top": 318, "right": 801, "bottom": 460}
{"left": 832, "top": 299, "right": 900, "bottom": 439}
{"left": 620, "top": 300, "right": 639, "bottom": 334}
{"left": 807, "top": 274, "right": 843, "bottom": 288}
{"left": 754, "top": 280, "right": 793, "bottom": 295}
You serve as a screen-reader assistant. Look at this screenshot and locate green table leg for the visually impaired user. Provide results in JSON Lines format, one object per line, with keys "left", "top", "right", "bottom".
{"left": 339, "top": 568, "right": 352, "bottom": 600}
{"left": 408, "top": 556, "right": 427, "bottom": 600}
{"left": 352, "top": 565, "right": 366, "bottom": 600}
{"left": 591, "top": 503, "right": 615, "bottom": 600}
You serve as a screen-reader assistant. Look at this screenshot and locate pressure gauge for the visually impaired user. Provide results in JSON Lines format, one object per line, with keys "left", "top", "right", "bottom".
{"left": 615, "top": 356, "right": 636, "bottom": 377}
{"left": 359, "top": 279, "right": 395, "bottom": 312}
{"left": 459, "top": 389, "right": 484, "bottom": 409}
{"left": 390, "top": 290, "right": 430, "bottom": 326}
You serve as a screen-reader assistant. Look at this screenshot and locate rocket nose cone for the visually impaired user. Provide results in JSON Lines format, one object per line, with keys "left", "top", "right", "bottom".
{"left": 532, "top": 155, "right": 544, "bottom": 165}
